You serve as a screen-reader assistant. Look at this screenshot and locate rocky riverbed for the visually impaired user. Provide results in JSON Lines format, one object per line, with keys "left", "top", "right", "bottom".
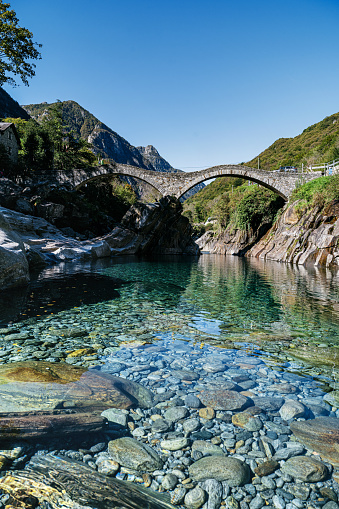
{"left": 0, "top": 324, "right": 339, "bottom": 508}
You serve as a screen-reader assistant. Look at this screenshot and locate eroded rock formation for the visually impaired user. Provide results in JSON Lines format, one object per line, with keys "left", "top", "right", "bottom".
{"left": 0, "top": 194, "right": 198, "bottom": 290}
{"left": 247, "top": 200, "right": 339, "bottom": 266}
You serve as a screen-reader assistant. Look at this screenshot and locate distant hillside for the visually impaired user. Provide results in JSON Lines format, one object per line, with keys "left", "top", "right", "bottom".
{"left": 0, "top": 88, "right": 30, "bottom": 120}
{"left": 23, "top": 100, "right": 179, "bottom": 172}
{"left": 183, "top": 111, "right": 339, "bottom": 224}
{"left": 247, "top": 112, "right": 339, "bottom": 171}
{"left": 22, "top": 100, "right": 203, "bottom": 199}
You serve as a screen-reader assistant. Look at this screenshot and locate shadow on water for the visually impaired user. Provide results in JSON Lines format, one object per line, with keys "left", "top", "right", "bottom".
{"left": 0, "top": 271, "right": 127, "bottom": 325}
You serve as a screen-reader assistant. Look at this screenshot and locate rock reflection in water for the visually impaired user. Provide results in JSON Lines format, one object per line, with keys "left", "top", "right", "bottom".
{"left": 0, "top": 271, "right": 126, "bottom": 325}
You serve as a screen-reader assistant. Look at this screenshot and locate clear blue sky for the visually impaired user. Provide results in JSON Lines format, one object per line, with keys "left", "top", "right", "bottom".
{"left": 5, "top": 0, "right": 339, "bottom": 170}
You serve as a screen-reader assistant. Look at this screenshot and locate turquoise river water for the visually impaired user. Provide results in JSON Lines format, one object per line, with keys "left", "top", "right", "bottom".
{"left": 1, "top": 254, "right": 338, "bottom": 382}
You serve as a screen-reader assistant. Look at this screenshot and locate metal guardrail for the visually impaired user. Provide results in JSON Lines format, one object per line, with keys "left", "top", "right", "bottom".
{"left": 307, "top": 159, "right": 339, "bottom": 175}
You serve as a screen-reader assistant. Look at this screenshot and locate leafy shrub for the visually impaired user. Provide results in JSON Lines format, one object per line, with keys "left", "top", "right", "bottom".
{"left": 234, "top": 186, "right": 284, "bottom": 231}
{"left": 291, "top": 175, "right": 339, "bottom": 211}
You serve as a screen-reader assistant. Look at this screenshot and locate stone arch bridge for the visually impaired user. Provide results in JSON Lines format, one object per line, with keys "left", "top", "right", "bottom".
{"left": 57, "top": 163, "right": 321, "bottom": 201}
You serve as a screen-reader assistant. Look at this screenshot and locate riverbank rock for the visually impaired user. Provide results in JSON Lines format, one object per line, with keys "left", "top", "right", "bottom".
{"left": 0, "top": 206, "right": 112, "bottom": 274}
{"left": 104, "top": 196, "right": 199, "bottom": 255}
{"left": 247, "top": 200, "right": 339, "bottom": 267}
{"left": 0, "top": 361, "right": 154, "bottom": 412}
{"left": 188, "top": 456, "right": 250, "bottom": 485}
{"left": 290, "top": 417, "right": 339, "bottom": 467}
{"left": 196, "top": 222, "right": 274, "bottom": 256}
{"left": 0, "top": 193, "right": 199, "bottom": 291}
{"left": 0, "top": 209, "right": 29, "bottom": 289}
{"left": 108, "top": 437, "right": 163, "bottom": 472}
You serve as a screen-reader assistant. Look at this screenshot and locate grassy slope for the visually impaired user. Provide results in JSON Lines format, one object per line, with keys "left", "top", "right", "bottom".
{"left": 247, "top": 112, "right": 339, "bottom": 171}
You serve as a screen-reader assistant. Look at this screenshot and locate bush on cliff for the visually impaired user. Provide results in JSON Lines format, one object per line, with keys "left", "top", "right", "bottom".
{"left": 291, "top": 175, "right": 339, "bottom": 213}
{"left": 233, "top": 186, "right": 284, "bottom": 231}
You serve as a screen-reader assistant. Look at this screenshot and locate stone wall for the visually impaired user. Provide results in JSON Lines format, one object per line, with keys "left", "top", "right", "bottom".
{"left": 0, "top": 125, "right": 19, "bottom": 163}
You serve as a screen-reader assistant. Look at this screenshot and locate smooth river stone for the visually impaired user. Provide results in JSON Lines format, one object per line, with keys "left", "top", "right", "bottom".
{"left": 235, "top": 357, "right": 263, "bottom": 365}
{"left": 202, "top": 361, "right": 226, "bottom": 373}
{"left": 108, "top": 437, "right": 163, "bottom": 472}
{"left": 281, "top": 456, "right": 328, "bottom": 482}
{"left": 232, "top": 412, "right": 262, "bottom": 431}
{"left": 266, "top": 383, "right": 299, "bottom": 394}
{"left": 164, "top": 406, "right": 189, "bottom": 422}
{"left": 0, "top": 361, "right": 154, "bottom": 412}
{"left": 184, "top": 486, "right": 206, "bottom": 509}
{"left": 189, "top": 456, "right": 250, "bottom": 486}
{"left": 290, "top": 417, "right": 339, "bottom": 467}
{"left": 198, "top": 389, "right": 250, "bottom": 411}
{"left": 171, "top": 370, "right": 199, "bottom": 381}
{"left": 192, "top": 440, "right": 225, "bottom": 456}
{"left": 251, "top": 397, "right": 285, "bottom": 411}
{"left": 160, "top": 437, "right": 189, "bottom": 451}
{"left": 279, "top": 399, "right": 306, "bottom": 420}
{"left": 2, "top": 332, "right": 31, "bottom": 342}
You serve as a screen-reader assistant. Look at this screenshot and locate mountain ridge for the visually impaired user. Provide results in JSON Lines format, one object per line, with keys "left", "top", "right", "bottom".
{"left": 22, "top": 99, "right": 203, "bottom": 199}
{"left": 22, "top": 100, "right": 180, "bottom": 173}
{"left": 0, "top": 87, "right": 30, "bottom": 121}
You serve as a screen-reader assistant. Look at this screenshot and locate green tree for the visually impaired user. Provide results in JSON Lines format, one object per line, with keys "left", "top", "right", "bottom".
{"left": 0, "top": 1, "right": 42, "bottom": 86}
{"left": 41, "top": 103, "right": 97, "bottom": 171}
{"left": 20, "top": 120, "right": 53, "bottom": 173}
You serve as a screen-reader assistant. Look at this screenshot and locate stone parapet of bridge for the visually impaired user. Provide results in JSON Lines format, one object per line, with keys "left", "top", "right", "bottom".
{"left": 56, "top": 163, "right": 322, "bottom": 201}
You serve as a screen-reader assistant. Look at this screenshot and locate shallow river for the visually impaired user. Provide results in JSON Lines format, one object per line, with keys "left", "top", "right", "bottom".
{"left": 1, "top": 255, "right": 339, "bottom": 508}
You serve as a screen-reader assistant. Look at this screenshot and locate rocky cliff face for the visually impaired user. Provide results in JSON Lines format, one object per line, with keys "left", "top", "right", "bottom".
{"left": 0, "top": 210, "right": 30, "bottom": 290}
{"left": 0, "top": 195, "right": 198, "bottom": 290}
{"left": 197, "top": 199, "right": 339, "bottom": 267}
{"left": 196, "top": 223, "right": 273, "bottom": 256}
{"left": 105, "top": 196, "right": 199, "bottom": 256}
{"left": 247, "top": 200, "right": 339, "bottom": 267}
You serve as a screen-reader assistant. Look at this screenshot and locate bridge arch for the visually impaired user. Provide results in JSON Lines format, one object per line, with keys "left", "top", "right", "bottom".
{"left": 74, "top": 169, "right": 163, "bottom": 197}
{"left": 56, "top": 163, "right": 319, "bottom": 202}
{"left": 174, "top": 166, "right": 290, "bottom": 200}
